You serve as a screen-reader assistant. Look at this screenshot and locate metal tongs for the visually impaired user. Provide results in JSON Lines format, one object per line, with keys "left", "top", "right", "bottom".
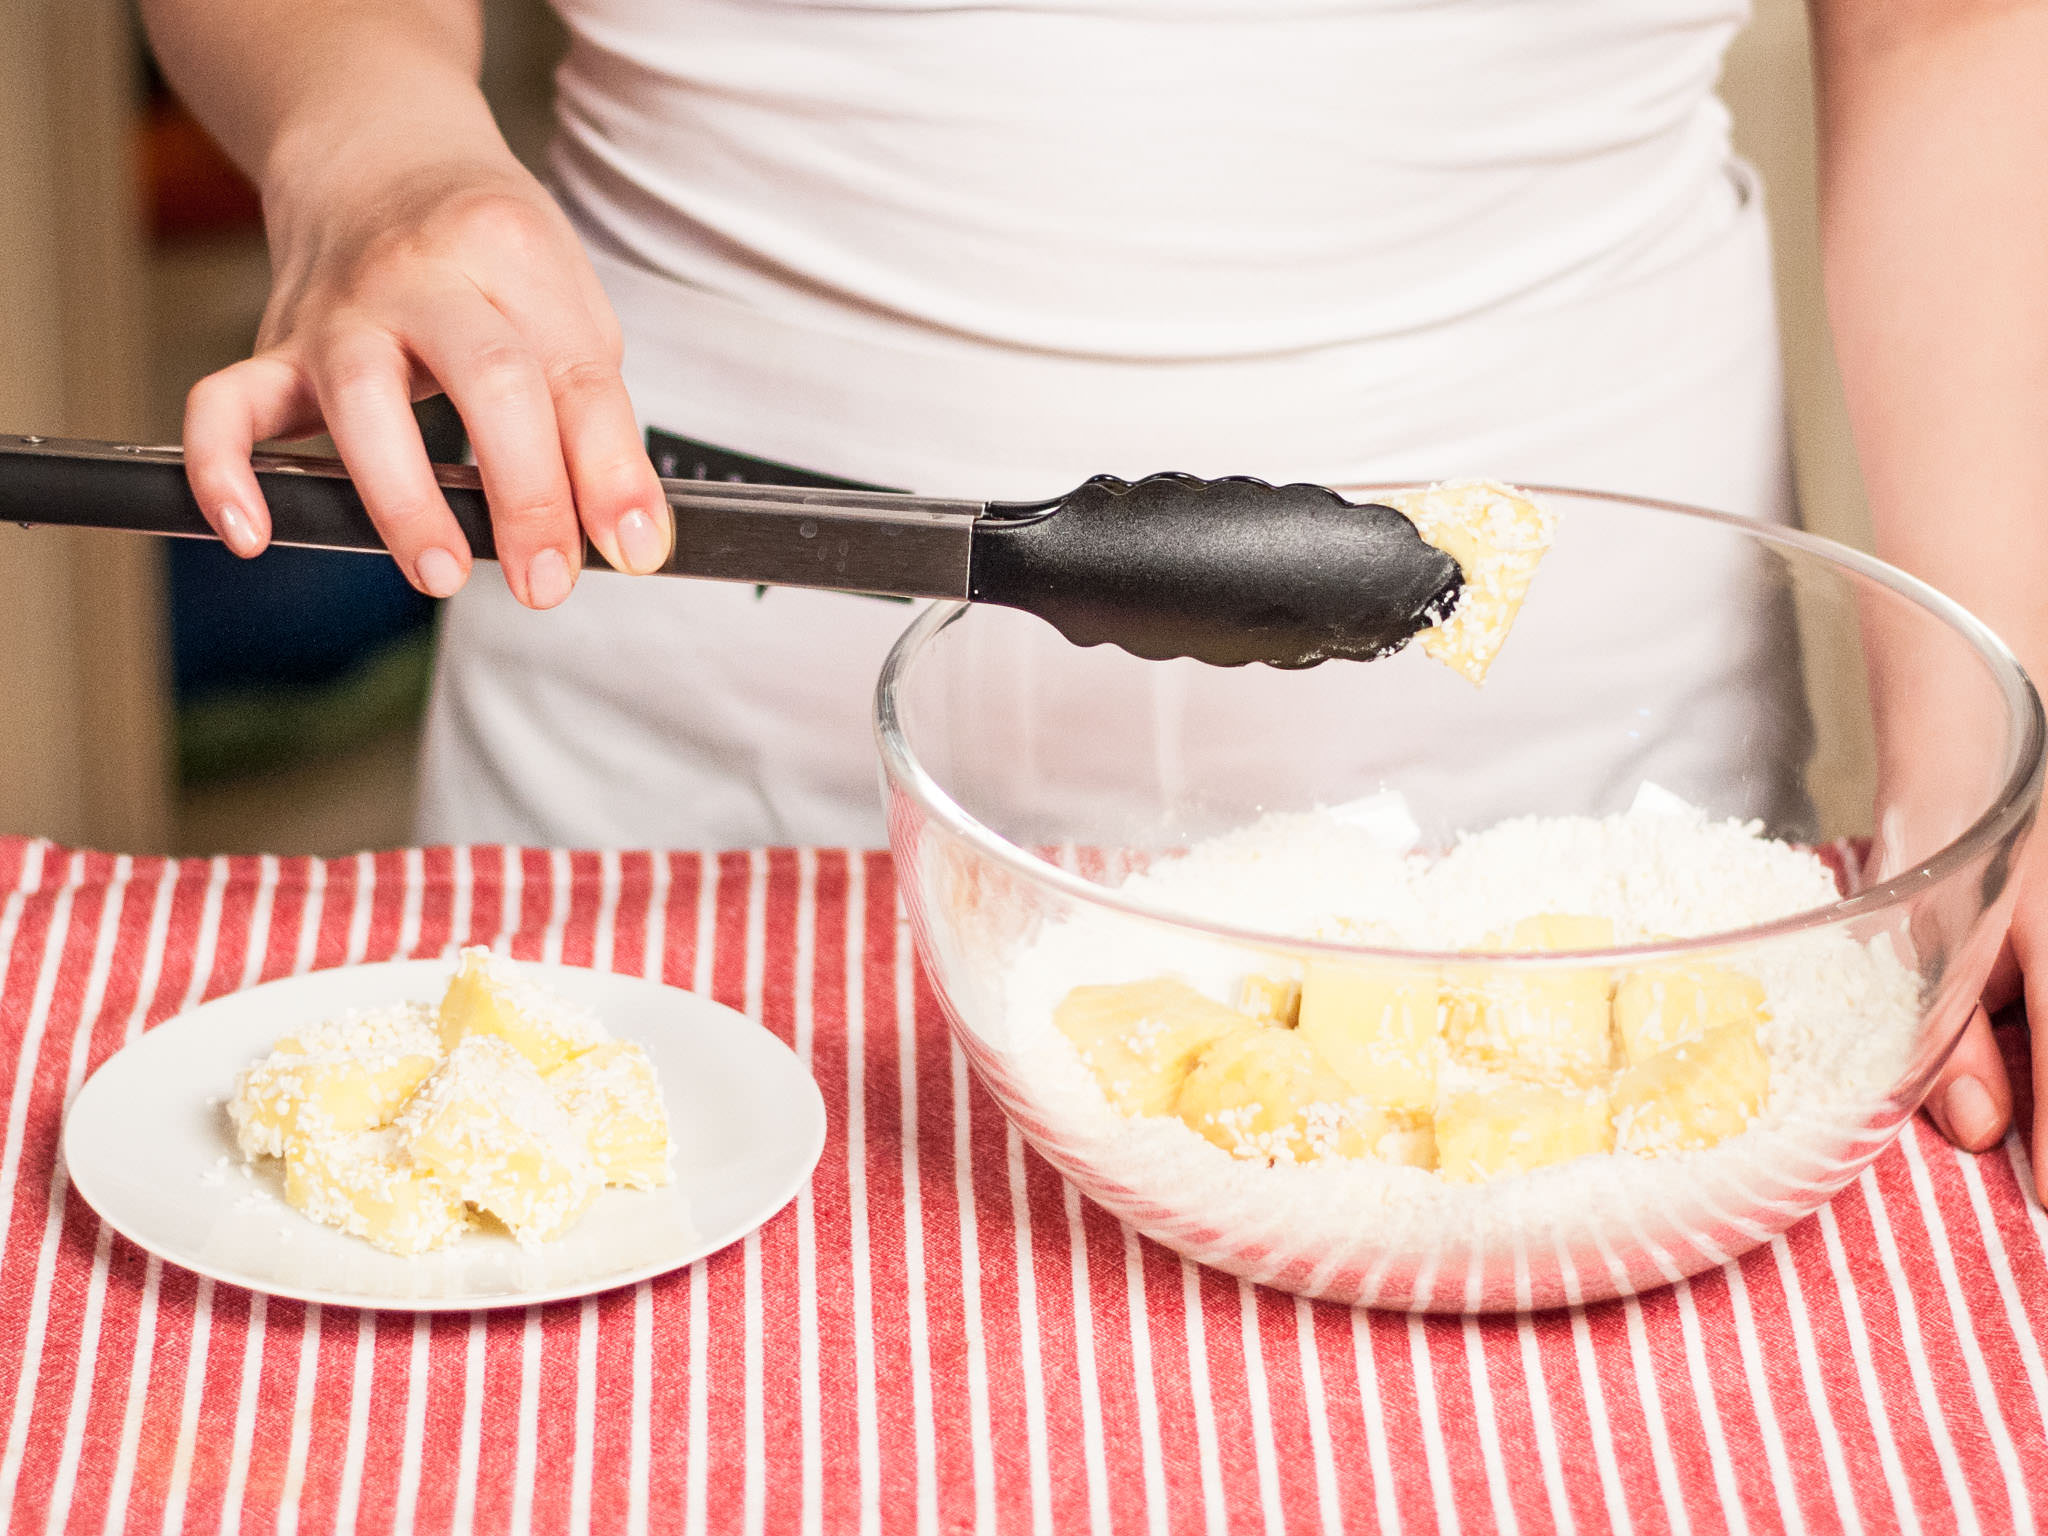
{"left": 0, "top": 435, "right": 1463, "bottom": 669}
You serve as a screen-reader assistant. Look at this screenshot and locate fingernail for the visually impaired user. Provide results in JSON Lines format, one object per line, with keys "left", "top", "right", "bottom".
{"left": 217, "top": 504, "right": 259, "bottom": 557}
{"left": 1943, "top": 1074, "right": 2000, "bottom": 1148}
{"left": 527, "top": 547, "right": 574, "bottom": 608}
{"left": 415, "top": 547, "right": 465, "bottom": 598}
{"left": 615, "top": 508, "right": 669, "bottom": 574}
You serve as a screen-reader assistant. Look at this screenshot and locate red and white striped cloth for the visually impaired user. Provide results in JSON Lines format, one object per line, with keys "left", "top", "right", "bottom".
{"left": 0, "top": 838, "right": 2044, "bottom": 1533}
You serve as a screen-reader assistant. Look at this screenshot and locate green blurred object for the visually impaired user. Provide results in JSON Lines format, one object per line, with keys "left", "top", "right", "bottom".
{"left": 177, "top": 628, "right": 437, "bottom": 784}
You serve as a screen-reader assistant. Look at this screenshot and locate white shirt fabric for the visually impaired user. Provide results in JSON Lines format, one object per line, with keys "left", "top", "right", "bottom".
{"left": 417, "top": 0, "right": 1797, "bottom": 850}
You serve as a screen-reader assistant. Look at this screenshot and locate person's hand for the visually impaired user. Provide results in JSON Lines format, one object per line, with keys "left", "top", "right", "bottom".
{"left": 181, "top": 143, "right": 671, "bottom": 607}
{"left": 1926, "top": 848, "right": 2041, "bottom": 1178}
{"left": 1805, "top": 0, "right": 2048, "bottom": 1191}
{"left": 1854, "top": 595, "right": 2041, "bottom": 1189}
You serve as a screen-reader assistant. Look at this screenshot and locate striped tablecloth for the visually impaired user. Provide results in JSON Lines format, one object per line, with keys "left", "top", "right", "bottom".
{"left": 1, "top": 838, "right": 2045, "bottom": 1534}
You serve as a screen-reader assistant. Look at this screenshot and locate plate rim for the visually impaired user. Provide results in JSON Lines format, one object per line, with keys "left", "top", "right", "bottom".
{"left": 60, "top": 958, "right": 827, "bottom": 1312}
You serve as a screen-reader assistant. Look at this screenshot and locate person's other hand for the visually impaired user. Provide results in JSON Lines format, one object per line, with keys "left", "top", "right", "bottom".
{"left": 1926, "top": 846, "right": 2040, "bottom": 1182}
{"left": 182, "top": 147, "right": 671, "bottom": 607}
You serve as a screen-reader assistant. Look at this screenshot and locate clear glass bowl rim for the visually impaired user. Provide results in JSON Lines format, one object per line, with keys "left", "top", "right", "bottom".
{"left": 873, "top": 484, "right": 2047, "bottom": 965}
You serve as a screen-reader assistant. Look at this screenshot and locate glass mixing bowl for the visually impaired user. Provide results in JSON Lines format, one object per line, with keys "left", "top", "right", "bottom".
{"left": 874, "top": 487, "right": 2043, "bottom": 1311}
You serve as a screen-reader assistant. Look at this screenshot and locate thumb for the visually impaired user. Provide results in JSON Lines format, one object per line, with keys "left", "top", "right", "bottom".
{"left": 1924, "top": 1004, "right": 2013, "bottom": 1153}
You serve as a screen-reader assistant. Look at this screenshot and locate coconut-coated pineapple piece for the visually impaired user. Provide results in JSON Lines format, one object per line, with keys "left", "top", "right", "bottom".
{"left": 398, "top": 1034, "right": 600, "bottom": 1246}
{"left": 1054, "top": 976, "right": 1248, "bottom": 1117}
{"left": 1295, "top": 958, "right": 1440, "bottom": 1115}
{"left": 1612, "top": 1021, "right": 1770, "bottom": 1155}
{"left": 1384, "top": 479, "right": 1557, "bottom": 684}
{"left": 283, "top": 1127, "right": 472, "bottom": 1256}
{"left": 229, "top": 1003, "right": 442, "bottom": 1160}
{"left": 1612, "top": 961, "right": 1767, "bottom": 1066}
{"left": 1436, "top": 1080, "right": 1614, "bottom": 1183}
{"left": 437, "top": 946, "right": 607, "bottom": 1073}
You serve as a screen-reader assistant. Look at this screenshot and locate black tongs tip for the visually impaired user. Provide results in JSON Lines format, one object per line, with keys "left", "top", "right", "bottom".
{"left": 967, "top": 471, "right": 1463, "bottom": 670}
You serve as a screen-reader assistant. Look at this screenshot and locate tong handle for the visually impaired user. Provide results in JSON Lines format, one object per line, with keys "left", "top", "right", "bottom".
{"left": 0, "top": 435, "right": 502, "bottom": 562}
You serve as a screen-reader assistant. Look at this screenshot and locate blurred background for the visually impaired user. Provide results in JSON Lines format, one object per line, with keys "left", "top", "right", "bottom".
{"left": 0, "top": 0, "right": 1870, "bottom": 857}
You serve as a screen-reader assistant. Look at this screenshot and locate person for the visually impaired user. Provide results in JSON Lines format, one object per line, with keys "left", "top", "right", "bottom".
{"left": 143, "top": 0, "right": 2048, "bottom": 1175}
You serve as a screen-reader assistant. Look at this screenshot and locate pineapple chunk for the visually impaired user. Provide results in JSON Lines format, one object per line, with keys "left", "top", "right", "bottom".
{"left": 1613, "top": 962, "right": 1768, "bottom": 1066}
{"left": 1237, "top": 972, "right": 1302, "bottom": 1027}
{"left": 1384, "top": 479, "right": 1557, "bottom": 684}
{"left": 1345, "top": 1106, "right": 1438, "bottom": 1170}
{"left": 229, "top": 1003, "right": 442, "bottom": 1160}
{"left": 399, "top": 1034, "right": 600, "bottom": 1246}
{"left": 548, "top": 1040, "right": 675, "bottom": 1189}
{"left": 1295, "top": 959, "right": 1439, "bottom": 1114}
{"left": 1054, "top": 977, "right": 1247, "bottom": 1116}
{"left": 1174, "top": 1026, "right": 1363, "bottom": 1165}
{"left": 283, "top": 1127, "right": 472, "bottom": 1256}
{"left": 1436, "top": 1081, "right": 1614, "bottom": 1183}
{"left": 1443, "top": 914, "right": 1616, "bottom": 1083}
{"left": 1612, "top": 1022, "right": 1770, "bottom": 1155}
{"left": 437, "top": 946, "right": 607, "bottom": 1073}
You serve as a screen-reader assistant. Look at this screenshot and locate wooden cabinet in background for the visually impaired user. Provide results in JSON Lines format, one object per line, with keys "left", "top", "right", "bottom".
{"left": 0, "top": 0, "right": 173, "bottom": 853}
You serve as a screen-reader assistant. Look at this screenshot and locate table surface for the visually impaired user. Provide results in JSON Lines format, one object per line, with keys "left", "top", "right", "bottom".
{"left": 0, "top": 838, "right": 2043, "bottom": 1534}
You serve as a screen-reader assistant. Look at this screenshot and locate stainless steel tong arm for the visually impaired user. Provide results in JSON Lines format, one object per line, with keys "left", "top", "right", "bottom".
{"left": 0, "top": 435, "right": 985, "bottom": 601}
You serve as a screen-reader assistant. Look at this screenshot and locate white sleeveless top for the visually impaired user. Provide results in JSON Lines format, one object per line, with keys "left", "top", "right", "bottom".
{"left": 417, "top": 0, "right": 1796, "bottom": 849}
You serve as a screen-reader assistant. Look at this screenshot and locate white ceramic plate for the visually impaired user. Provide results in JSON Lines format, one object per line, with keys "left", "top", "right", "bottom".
{"left": 62, "top": 960, "right": 826, "bottom": 1311}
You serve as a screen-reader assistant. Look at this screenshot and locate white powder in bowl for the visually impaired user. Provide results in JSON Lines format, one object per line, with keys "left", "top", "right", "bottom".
{"left": 979, "top": 794, "right": 1926, "bottom": 1308}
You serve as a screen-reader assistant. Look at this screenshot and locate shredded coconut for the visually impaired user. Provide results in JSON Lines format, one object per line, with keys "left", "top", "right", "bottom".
{"left": 982, "top": 792, "right": 1925, "bottom": 1306}
{"left": 215, "top": 948, "right": 670, "bottom": 1257}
